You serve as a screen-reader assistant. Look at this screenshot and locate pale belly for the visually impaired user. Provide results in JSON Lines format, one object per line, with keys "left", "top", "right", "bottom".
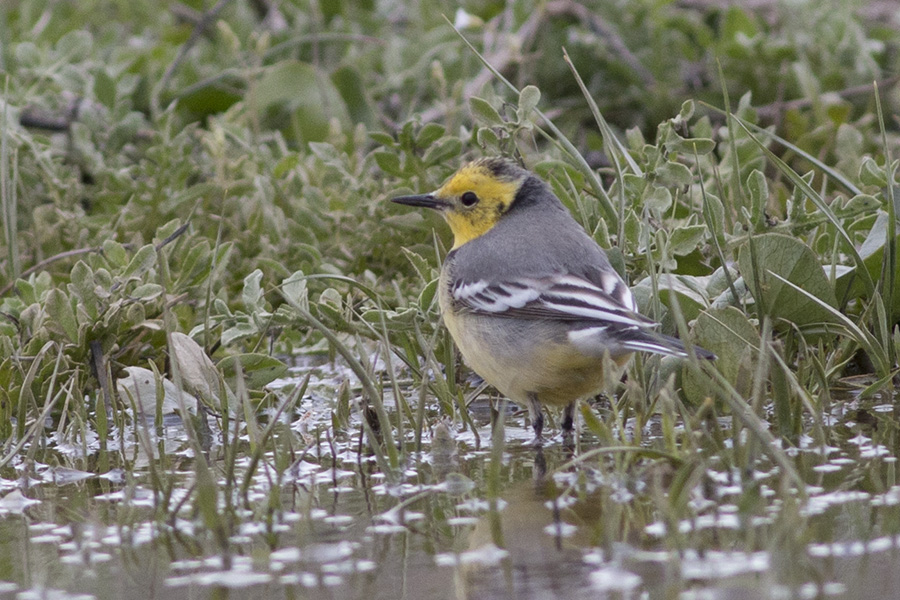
{"left": 440, "top": 301, "right": 630, "bottom": 407}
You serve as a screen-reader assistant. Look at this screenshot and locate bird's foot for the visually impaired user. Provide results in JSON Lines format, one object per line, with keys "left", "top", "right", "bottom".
{"left": 527, "top": 392, "right": 544, "bottom": 447}
{"left": 561, "top": 401, "right": 576, "bottom": 434}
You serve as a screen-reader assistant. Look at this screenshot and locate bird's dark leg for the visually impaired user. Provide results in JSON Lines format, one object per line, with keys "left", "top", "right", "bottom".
{"left": 527, "top": 392, "right": 544, "bottom": 446}
{"left": 561, "top": 401, "right": 577, "bottom": 452}
{"left": 561, "top": 401, "right": 576, "bottom": 435}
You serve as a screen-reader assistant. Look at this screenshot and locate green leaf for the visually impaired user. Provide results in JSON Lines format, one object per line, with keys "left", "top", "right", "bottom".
{"left": 317, "top": 287, "right": 344, "bottom": 323}
{"left": 476, "top": 127, "right": 499, "bottom": 149}
{"left": 623, "top": 210, "right": 641, "bottom": 247}
{"left": 15, "top": 280, "right": 37, "bottom": 305}
{"left": 273, "top": 153, "right": 300, "bottom": 178}
{"left": 469, "top": 96, "right": 503, "bottom": 126}
{"left": 703, "top": 192, "right": 726, "bottom": 250}
{"left": 242, "top": 269, "right": 264, "bottom": 311}
{"left": 669, "top": 225, "right": 708, "bottom": 256}
{"left": 398, "top": 120, "right": 416, "bottom": 150}
{"left": 400, "top": 247, "right": 434, "bottom": 281}
{"left": 281, "top": 271, "right": 308, "bottom": 308}
{"left": 45, "top": 288, "right": 78, "bottom": 342}
{"left": 677, "top": 99, "right": 695, "bottom": 123}
{"left": 102, "top": 240, "right": 128, "bottom": 268}
{"left": 124, "top": 303, "right": 145, "bottom": 329}
{"left": 669, "top": 137, "right": 716, "bottom": 155}
{"left": 836, "top": 210, "right": 900, "bottom": 321}
{"left": 253, "top": 60, "right": 350, "bottom": 143}
{"left": 682, "top": 306, "right": 761, "bottom": 403}
{"left": 656, "top": 161, "right": 692, "bottom": 187}
{"left": 218, "top": 353, "right": 288, "bottom": 390}
{"left": 737, "top": 233, "right": 838, "bottom": 327}
{"left": 838, "top": 193, "right": 879, "bottom": 217}
{"left": 124, "top": 245, "right": 157, "bottom": 279}
{"left": 416, "top": 123, "right": 446, "bottom": 148}
{"left": 722, "top": 6, "right": 759, "bottom": 40}
{"left": 423, "top": 137, "right": 461, "bottom": 167}
{"left": 625, "top": 126, "right": 645, "bottom": 151}
{"left": 632, "top": 274, "right": 708, "bottom": 331}
{"left": 221, "top": 320, "right": 259, "bottom": 346}
{"left": 623, "top": 173, "right": 647, "bottom": 199}
{"left": 170, "top": 332, "right": 226, "bottom": 408}
{"left": 14, "top": 42, "right": 39, "bottom": 68}
{"left": 56, "top": 29, "right": 92, "bottom": 60}
{"left": 306, "top": 142, "right": 338, "bottom": 164}
{"left": 361, "top": 307, "right": 417, "bottom": 327}
{"left": 68, "top": 261, "right": 100, "bottom": 320}
{"left": 747, "top": 169, "right": 768, "bottom": 229}
{"left": 580, "top": 402, "right": 612, "bottom": 443}
{"left": 860, "top": 157, "right": 888, "bottom": 187}
{"left": 418, "top": 278, "right": 438, "bottom": 311}
{"left": 369, "top": 131, "right": 396, "bottom": 147}
{"left": 517, "top": 85, "right": 541, "bottom": 120}
{"left": 332, "top": 65, "right": 375, "bottom": 126}
{"left": 131, "top": 283, "right": 163, "bottom": 300}
{"left": 374, "top": 150, "right": 403, "bottom": 177}
{"left": 308, "top": 142, "right": 341, "bottom": 164}
{"left": 178, "top": 82, "right": 241, "bottom": 117}
{"left": 94, "top": 70, "right": 116, "bottom": 109}
{"left": 645, "top": 185, "right": 672, "bottom": 212}
{"left": 173, "top": 241, "right": 213, "bottom": 289}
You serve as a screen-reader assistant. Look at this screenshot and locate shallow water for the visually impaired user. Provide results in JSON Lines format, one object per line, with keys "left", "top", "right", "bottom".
{"left": 1, "top": 364, "right": 899, "bottom": 600}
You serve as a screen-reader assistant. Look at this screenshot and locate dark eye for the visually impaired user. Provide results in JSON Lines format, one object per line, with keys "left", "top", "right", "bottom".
{"left": 461, "top": 191, "right": 479, "bottom": 207}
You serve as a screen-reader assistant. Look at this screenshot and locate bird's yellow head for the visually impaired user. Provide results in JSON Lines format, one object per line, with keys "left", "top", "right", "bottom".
{"left": 392, "top": 158, "right": 528, "bottom": 248}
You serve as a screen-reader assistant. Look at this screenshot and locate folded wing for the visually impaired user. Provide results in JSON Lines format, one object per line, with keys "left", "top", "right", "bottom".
{"left": 450, "top": 273, "right": 715, "bottom": 359}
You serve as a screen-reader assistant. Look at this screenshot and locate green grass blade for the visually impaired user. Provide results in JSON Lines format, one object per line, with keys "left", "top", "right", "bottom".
{"left": 735, "top": 119, "right": 876, "bottom": 297}
{"left": 700, "top": 101, "right": 863, "bottom": 197}
{"left": 281, "top": 292, "right": 399, "bottom": 476}
{"left": 874, "top": 83, "right": 896, "bottom": 367}
{"left": 766, "top": 270, "right": 889, "bottom": 375}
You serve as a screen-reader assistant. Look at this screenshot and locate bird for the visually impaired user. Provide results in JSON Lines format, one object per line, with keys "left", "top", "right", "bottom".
{"left": 392, "top": 157, "right": 714, "bottom": 444}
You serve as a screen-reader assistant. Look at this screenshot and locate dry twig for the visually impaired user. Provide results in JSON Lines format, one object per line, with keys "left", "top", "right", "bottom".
{"left": 756, "top": 76, "right": 900, "bottom": 122}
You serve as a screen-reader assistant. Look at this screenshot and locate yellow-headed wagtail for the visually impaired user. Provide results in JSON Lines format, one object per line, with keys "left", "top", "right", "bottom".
{"left": 393, "top": 157, "right": 714, "bottom": 444}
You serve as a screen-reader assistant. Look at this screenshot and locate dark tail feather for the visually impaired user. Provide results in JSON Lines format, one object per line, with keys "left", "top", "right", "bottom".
{"left": 658, "top": 332, "right": 716, "bottom": 360}
{"left": 622, "top": 331, "right": 716, "bottom": 360}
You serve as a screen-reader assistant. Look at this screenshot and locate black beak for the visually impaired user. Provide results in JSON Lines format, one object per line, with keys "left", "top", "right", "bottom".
{"left": 391, "top": 194, "right": 448, "bottom": 210}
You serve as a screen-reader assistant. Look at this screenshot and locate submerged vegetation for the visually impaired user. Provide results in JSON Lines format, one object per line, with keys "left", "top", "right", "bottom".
{"left": 2, "top": 0, "right": 900, "bottom": 597}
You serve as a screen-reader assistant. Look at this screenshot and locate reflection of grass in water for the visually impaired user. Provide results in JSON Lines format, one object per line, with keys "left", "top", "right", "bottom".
{"left": 1, "top": 379, "right": 898, "bottom": 598}
{"left": 2, "top": 304, "right": 896, "bottom": 598}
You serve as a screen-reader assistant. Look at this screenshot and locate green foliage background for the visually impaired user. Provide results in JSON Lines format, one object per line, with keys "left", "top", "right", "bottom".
{"left": 1, "top": 0, "right": 900, "bottom": 440}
